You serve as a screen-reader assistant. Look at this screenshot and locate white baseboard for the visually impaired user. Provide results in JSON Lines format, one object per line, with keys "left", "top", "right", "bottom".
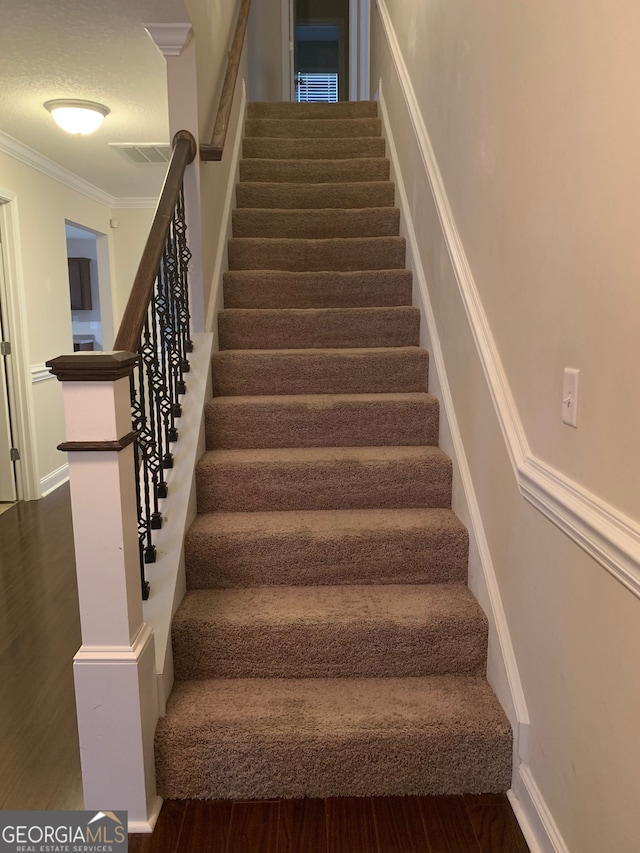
{"left": 40, "top": 462, "right": 69, "bottom": 497}
{"left": 509, "top": 764, "right": 570, "bottom": 853}
{"left": 127, "top": 796, "right": 163, "bottom": 834}
{"left": 205, "top": 80, "right": 247, "bottom": 337}
{"left": 379, "top": 85, "right": 529, "bottom": 766}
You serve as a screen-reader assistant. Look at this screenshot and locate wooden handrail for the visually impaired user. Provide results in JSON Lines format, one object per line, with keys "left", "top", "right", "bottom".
{"left": 200, "top": 0, "right": 252, "bottom": 162}
{"left": 114, "top": 130, "right": 197, "bottom": 353}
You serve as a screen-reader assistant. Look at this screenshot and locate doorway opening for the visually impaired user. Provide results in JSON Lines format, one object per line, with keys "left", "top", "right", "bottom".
{"left": 294, "top": 1, "right": 349, "bottom": 102}
{"left": 65, "top": 222, "right": 106, "bottom": 352}
{"left": 283, "top": 0, "right": 369, "bottom": 102}
{"left": 0, "top": 223, "right": 18, "bottom": 505}
{"left": 295, "top": 22, "right": 344, "bottom": 103}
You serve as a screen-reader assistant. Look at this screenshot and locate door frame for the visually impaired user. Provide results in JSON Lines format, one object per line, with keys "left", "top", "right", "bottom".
{"left": 0, "top": 190, "right": 39, "bottom": 501}
{"left": 281, "top": 0, "right": 370, "bottom": 101}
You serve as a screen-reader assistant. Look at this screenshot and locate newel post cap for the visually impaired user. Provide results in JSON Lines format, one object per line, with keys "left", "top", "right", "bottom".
{"left": 46, "top": 351, "right": 139, "bottom": 382}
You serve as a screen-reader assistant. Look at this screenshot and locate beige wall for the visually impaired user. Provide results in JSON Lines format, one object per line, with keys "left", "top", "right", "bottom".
{"left": 183, "top": 0, "right": 244, "bottom": 140}
{"left": 247, "top": 0, "right": 284, "bottom": 101}
{"left": 381, "top": 0, "right": 640, "bottom": 521}
{"left": 370, "top": 2, "right": 640, "bottom": 852}
{"left": 0, "top": 151, "right": 154, "bottom": 496}
{"left": 110, "top": 207, "right": 155, "bottom": 329}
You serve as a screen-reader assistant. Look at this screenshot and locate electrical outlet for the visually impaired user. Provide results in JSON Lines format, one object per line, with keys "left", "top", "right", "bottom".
{"left": 562, "top": 368, "right": 580, "bottom": 428}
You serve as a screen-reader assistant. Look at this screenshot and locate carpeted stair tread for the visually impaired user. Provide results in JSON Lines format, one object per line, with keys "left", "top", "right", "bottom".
{"left": 232, "top": 207, "right": 401, "bottom": 239}
{"left": 155, "top": 675, "right": 512, "bottom": 799}
{"left": 161, "top": 99, "right": 512, "bottom": 803}
{"left": 218, "top": 306, "right": 419, "bottom": 350}
{"left": 171, "top": 584, "right": 488, "bottom": 680}
{"left": 223, "top": 269, "right": 412, "bottom": 309}
{"left": 243, "top": 137, "right": 386, "bottom": 160}
{"left": 205, "top": 392, "right": 438, "bottom": 449}
{"left": 184, "top": 507, "right": 469, "bottom": 588}
{"left": 211, "top": 347, "right": 429, "bottom": 396}
{"left": 244, "top": 117, "right": 382, "bottom": 139}
{"left": 195, "top": 445, "right": 452, "bottom": 513}
{"left": 228, "top": 236, "right": 405, "bottom": 272}
{"left": 247, "top": 101, "right": 379, "bottom": 119}
{"left": 239, "top": 158, "right": 389, "bottom": 183}
{"left": 235, "top": 181, "right": 395, "bottom": 209}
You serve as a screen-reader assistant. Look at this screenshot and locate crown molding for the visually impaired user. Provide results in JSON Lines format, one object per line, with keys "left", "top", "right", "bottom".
{"left": 112, "top": 197, "right": 158, "bottom": 209}
{"left": 0, "top": 130, "right": 114, "bottom": 207}
{"left": 0, "top": 130, "right": 158, "bottom": 209}
{"left": 144, "top": 23, "right": 193, "bottom": 57}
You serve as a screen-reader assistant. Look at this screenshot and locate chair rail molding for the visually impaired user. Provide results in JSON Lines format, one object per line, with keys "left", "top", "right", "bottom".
{"left": 376, "top": 0, "right": 640, "bottom": 603}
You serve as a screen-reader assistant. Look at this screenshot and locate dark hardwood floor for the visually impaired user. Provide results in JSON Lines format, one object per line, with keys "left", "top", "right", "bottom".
{"left": 0, "top": 486, "right": 530, "bottom": 852}
{"left": 129, "top": 794, "right": 530, "bottom": 853}
{"left": 0, "top": 484, "right": 83, "bottom": 811}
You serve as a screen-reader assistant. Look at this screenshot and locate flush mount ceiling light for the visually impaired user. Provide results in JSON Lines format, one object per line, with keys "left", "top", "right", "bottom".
{"left": 44, "top": 99, "right": 110, "bottom": 135}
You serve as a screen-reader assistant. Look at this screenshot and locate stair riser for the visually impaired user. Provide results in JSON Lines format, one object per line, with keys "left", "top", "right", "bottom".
{"left": 172, "top": 621, "right": 487, "bottom": 680}
{"left": 244, "top": 118, "right": 382, "bottom": 138}
{"left": 211, "top": 349, "right": 429, "bottom": 396}
{"left": 218, "top": 307, "right": 419, "bottom": 350}
{"left": 223, "top": 270, "right": 412, "bottom": 309}
{"left": 195, "top": 455, "right": 452, "bottom": 513}
{"left": 185, "top": 518, "right": 469, "bottom": 588}
{"left": 156, "top": 733, "right": 512, "bottom": 800}
{"left": 235, "top": 182, "right": 395, "bottom": 209}
{"left": 239, "top": 159, "right": 389, "bottom": 183}
{"left": 247, "top": 101, "right": 379, "bottom": 119}
{"left": 228, "top": 237, "right": 406, "bottom": 272}
{"left": 205, "top": 396, "right": 438, "bottom": 449}
{"left": 232, "top": 208, "right": 400, "bottom": 239}
{"left": 243, "top": 137, "right": 386, "bottom": 160}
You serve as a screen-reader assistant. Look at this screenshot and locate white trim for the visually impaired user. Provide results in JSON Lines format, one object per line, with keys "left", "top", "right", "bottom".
{"left": 0, "top": 131, "right": 114, "bottom": 207}
{"left": 519, "top": 455, "right": 640, "bottom": 598}
{"left": 205, "top": 82, "right": 247, "bottom": 335}
{"left": 376, "top": 0, "right": 640, "bottom": 601}
{"left": 509, "top": 764, "right": 571, "bottom": 853}
{"left": 40, "top": 461, "right": 69, "bottom": 496}
{"left": 74, "top": 622, "right": 154, "bottom": 663}
{"left": 144, "top": 23, "right": 193, "bottom": 57}
{"left": 141, "top": 331, "right": 213, "bottom": 712}
{"left": 112, "top": 197, "right": 158, "bottom": 210}
{"left": 380, "top": 86, "right": 530, "bottom": 766}
{"left": 349, "top": 0, "right": 370, "bottom": 101}
{"left": 31, "top": 363, "right": 53, "bottom": 383}
{"left": 0, "top": 190, "right": 39, "bottom": 500}
{"left": 0, "top": 131, "right": 158, "bottom": 210}
{"left": 127, "top": 797, "right": 163, "bottom": 835}
{"left": 281, "top": 0, "right": 294, "bottom": 100}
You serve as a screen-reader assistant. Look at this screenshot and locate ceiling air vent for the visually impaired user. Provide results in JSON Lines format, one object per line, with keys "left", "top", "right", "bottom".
{"left": 109, "top": 143, "right": 171, "bottom": 164}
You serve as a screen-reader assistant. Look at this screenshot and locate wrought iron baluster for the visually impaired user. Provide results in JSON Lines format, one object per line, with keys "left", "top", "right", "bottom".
{"left": 126, "top": 160, "right": 194, "bottom": 598}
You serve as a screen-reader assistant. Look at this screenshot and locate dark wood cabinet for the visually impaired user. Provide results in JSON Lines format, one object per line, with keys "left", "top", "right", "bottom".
{"left": 68, "top": 257, "right": 92, "bottom": 311}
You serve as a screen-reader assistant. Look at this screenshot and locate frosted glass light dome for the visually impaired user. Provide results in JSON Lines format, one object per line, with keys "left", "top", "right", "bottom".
{"left": 44, "top": 99, "right": 110, "bottom": 135}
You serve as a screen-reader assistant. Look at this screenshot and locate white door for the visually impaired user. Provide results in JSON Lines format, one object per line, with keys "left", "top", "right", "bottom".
{"left": 0, "top": 232, "right": 17, "bottom": 503}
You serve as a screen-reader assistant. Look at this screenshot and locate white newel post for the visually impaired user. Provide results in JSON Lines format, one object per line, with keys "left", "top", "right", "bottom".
{"left": 47, "top": 352, "right": 162, "bottom": 834}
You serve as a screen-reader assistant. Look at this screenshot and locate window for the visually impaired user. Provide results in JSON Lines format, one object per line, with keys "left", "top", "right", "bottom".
{"left": 296, "top": 73, "right": 339, "bottom": 103}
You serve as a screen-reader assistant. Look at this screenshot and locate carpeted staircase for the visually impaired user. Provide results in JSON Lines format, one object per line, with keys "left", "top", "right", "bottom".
{"left": 155, "top": 100, "right": 512, "bottom": 799}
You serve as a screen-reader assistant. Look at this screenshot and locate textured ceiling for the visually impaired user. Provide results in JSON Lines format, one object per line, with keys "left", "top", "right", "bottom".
{"left": 0, "top": 0, "right": 190, "bottom": 200}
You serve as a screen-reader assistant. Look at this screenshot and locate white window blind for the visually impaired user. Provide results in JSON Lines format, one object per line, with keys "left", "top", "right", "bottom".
{"left": 296, "top": 73, "right": 338, "bottom": 103}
